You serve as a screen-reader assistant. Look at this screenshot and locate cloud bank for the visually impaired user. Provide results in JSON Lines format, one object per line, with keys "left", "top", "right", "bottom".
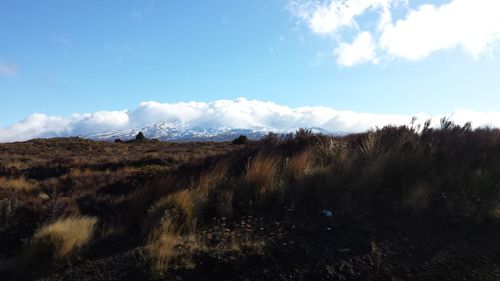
{"left": 289, "top": 0, "right": 500, "bottom": 65}
{"left": 1, "top": 98, "right": 500, "bottom": 142}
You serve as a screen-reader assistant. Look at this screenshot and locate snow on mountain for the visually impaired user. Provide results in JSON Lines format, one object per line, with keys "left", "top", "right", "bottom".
{"left": 85, "top": 121, "right": 333, "bottom": 142}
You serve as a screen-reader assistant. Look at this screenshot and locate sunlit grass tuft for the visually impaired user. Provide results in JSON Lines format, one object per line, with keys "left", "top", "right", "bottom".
{"left": 28, "top": 216, "right": 98, "bottom": 264}
{"left": 0, "top": 176, "right": 38, "bottom": 192}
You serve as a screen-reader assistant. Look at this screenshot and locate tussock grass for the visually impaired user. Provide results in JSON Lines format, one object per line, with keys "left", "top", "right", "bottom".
{"left": 146, "top": 189, "right": 206, "bottom": 235}
{"left": 0, "top": 176, "right": 38, "bottom": 192}
{"left": 197, "top": 161, "right": 230, "bottom": 196}
{"left": 285, "top": 149, "right": 315, "bottom": 182}
{"left": 145, "top": 190, "right": 207, "bottom": 272}
{"left": 147, "top": 229, "right": 198, "bottom": 273}
{"left": 3, "top": 160, "right": 29, "bottom": 170}
{"left": 245, "top": 154, "right": 281, "bottom": 195}
{"left": 28, "top": 216, "right": 98, "bottom": 263}
{"left": 3, "top": 122, "right": 500, "bottom": 277}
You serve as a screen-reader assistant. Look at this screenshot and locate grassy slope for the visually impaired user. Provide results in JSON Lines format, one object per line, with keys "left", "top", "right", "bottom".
{"left": 1, "top": 123, "right": 500, "bottom": 280}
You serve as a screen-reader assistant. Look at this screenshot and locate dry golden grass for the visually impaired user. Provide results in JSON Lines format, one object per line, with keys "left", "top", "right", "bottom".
{"left": 286, "top": 150, "right": 315, "bottom": 181}
{"left": 147, "top": 216, "right": 266, "bottom": 274}
{"left": 147, "top": 189, "right": 206, "bottom": 235}
{"left": 145, "top": 190, "right": 205, "bottom": 272}
{"left": 147, "top": 226, "right": 198, "bottom": 272}
{"left": 360, "top": 133, "right": 379, "bottom": 157}
{"left": 3, "top": 124, "right": 500, "bottom": 278}
{"left": 196, "top": 162, "right": 234, "bottom": 217}
{"left": 245, "top": 154, "right": 281, "bottom": 195}
{"left": 2, "top": 160, "right": 29, "bottom": 170}
{"left": 100, "top": 223, "right": 127, "bottom": 239}
{"left": 67, "top": 168, "right": 93, "bottom": 178}
{"left": 29, "top": 216, "right": 98, "bottom": 263}
{"left": 0, "top": 176, "right": 38, "bottom": 192}
{"left": 197, "top": 161, "right": 229, "bottom": 196}
{"left": 145, "top": 189, "right": 214, "bottom": 273}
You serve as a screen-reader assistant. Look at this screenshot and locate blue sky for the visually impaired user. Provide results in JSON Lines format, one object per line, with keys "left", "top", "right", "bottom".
{"left": 1, "top": 0, "right": 500, "bottom": 141}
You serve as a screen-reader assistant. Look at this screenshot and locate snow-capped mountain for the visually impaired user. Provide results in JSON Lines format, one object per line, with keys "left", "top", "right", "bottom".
{"left": 85, "top": 121, "right": 333, "bottom": 142}
{"left": 86, "top": 121, "right": 270, "bottom": 141}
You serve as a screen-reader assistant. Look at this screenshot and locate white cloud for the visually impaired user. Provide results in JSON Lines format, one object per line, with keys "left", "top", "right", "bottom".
{"left": 289, "top": 0, "right": 500, "bottom": 65}
{"left": 380, "top": 0, "right": 500, "bottom": 60}
{"left": 291, "top": 0, "right": 396, "bottom": 34}
{"left": 70, "top": 111, "right": 130, "bottom": 134}
{"left": 0, "top": 63, "right": 17, "bottom": 77}
{"left": 1, "top": 98, "right": 500, "bottom": 142}
{"left": 335, "top": 31, "right": 378, "bottom": 66}
{"left": 0, "top": 114, "right": 71, "bottom": 142}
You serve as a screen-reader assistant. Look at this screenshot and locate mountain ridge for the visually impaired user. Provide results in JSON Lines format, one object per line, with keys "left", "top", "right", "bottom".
{"left": 85, "top": 121, "right": 335, "bottom": 141}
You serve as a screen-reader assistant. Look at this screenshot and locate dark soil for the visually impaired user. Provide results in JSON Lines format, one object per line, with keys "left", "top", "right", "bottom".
{"left": 29, "top": 214, "right": 500, "bottom": 281}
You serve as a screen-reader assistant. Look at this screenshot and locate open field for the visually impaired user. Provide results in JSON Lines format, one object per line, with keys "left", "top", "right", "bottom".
{"left": 1, "top": 122, "right": 500, "bottom": 280}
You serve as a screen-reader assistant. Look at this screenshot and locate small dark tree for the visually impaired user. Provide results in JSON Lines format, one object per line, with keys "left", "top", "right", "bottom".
{"left": 232, "top": 135, "right": 248, "bottom": 145}
{"left": 135, "top": 131, "right": 146, "bottom": 141}
{"left": 114, "top": 138, "right": 123, "bottom": 143}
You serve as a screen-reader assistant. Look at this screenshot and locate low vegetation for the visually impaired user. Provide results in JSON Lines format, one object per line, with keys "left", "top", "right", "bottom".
{"left": 28, "top": 216, "right": 98, "bottom": 264}
{"left": 1, "top": 120, "right": 500, "bottom": 280}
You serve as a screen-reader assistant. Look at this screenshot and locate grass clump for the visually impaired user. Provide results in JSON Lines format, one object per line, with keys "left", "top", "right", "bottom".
{"left": 285, "top": 149, "right": 316, "bottom": 182}
{"left": 146, "top": 189, "right": 206, "bottom": 235}
{"left": 0, "top": 176, "right": 38, "bottom": 192}
{"left": 145, "top": 190, "right": 207, "bottom": 273}
{"left": 147, "top": 230, "right": 198, "bottom": 273}
{"left": 244, "top": 154, "right": 281, "bottom": 196}
{"left": 28, "top": 216, "right": 98, "bottom": 264}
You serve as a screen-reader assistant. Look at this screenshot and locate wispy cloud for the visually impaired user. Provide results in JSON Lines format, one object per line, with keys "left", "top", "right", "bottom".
{"left": 1, "top": 98, "right": 500, "bottom": 142}
{"left": 0, "top": 63, "right": 18, "bottom": 77}
{"left": 289, "top": 0, "right": 500, "bottom": 66}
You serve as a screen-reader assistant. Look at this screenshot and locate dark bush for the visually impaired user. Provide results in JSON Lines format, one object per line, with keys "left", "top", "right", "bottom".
{"left": 232, "top": 135, "right": 248, "bottom": 145}
{"left": 135, "top": 132, "right": 146, "bottom": 141}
